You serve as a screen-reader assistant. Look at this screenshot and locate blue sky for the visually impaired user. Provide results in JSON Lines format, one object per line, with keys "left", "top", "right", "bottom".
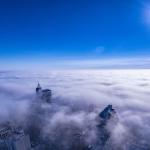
{"left": 0, "top": 0, "right": 150, "bottom": 69}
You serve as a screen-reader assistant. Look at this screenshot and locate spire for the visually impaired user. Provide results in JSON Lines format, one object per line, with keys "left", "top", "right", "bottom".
{"left": 37, "top": 82, "right": 41, "bottom": 88}
{"left": 36, "top": 82, "right": 42, "bottom": 93}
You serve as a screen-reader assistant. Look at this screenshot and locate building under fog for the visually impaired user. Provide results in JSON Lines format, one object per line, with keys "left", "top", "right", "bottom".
{"left": 99, "top": 104, "right": 118, "bottom": 124}
{"left": 0, "top": 123, "right": 31, "bottom": 150}
{"left": 89, "top": 105, "right": 119, "bottom": 150}
{"left": 36, "top": 83, "right": 52, "bottom": 103}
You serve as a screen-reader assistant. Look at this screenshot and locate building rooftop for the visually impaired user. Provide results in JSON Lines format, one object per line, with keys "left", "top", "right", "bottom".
{"left": 36, "top": 83, "right": 52, "bottom": 103}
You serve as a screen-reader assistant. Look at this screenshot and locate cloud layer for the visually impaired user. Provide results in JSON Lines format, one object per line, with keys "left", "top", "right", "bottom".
{"left": 0, "top": 69, "right": 150, "bottom": 149}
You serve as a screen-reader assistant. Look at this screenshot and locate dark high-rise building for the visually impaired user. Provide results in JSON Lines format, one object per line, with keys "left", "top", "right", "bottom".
{"left": 36, "top": 83, "right": 52, "bottom": 103}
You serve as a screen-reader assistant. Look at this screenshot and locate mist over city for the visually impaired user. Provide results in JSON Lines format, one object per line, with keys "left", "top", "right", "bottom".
{"left": 0, "top": 70, "right": 150, "bottom": 149}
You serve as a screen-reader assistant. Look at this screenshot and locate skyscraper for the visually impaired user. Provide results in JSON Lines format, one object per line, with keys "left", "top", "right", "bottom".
{"left": 36, "top": 83, "right": 52, "bottom": 103}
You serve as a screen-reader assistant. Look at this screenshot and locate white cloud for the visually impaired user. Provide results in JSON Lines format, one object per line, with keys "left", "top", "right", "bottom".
{"left": 0, "top": 69, "right": 150, "bottom": 149}
{"left": 1, "top": 56, "right": 150, "bottom": 70}
{"left": 94, "top": 46, "right": 105, "bottom": 54}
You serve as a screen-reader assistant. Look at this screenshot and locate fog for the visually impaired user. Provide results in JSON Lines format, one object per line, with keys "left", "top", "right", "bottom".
{"left": 0, "top": 69, "right": 150, "bottom": 150}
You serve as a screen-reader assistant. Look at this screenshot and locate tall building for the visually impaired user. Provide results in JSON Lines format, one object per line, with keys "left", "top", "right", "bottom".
{"left": 36, "top": 83, "right": 42, "bottom": 93}
{"left": 99, "top": 104, "right": 118, "bottom": 124}
{"left": 89, "top": 105, "right": 119, "bottom": 150}
{"left": 36, "top": 83, "right": 52, "bottom": 103}
{"left": 0, "top": 123, "right": 31, "bottom": 150}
